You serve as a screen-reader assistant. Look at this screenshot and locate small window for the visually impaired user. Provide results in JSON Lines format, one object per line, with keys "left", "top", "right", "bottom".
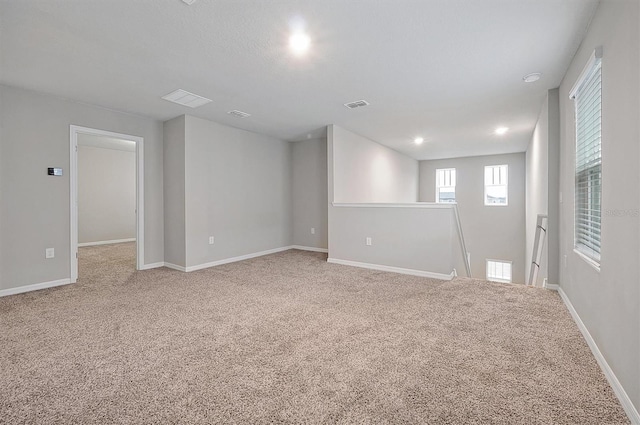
{"left": 570, "top": 48, "right": 602, "bottom": 266}
{"left": 486, "top": 260, "right": 512, "bottom": 283}
{"left": 436, "top": 168, "right": 456, "bottom": 203}
{"left": 484, "top": 165, "right": 508, "bottom": 206}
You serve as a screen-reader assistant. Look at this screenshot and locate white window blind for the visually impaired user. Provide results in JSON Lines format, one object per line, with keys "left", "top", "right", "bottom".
{"left": 484, "top": 165, "right": 508, "bottom": 205}
{"left": 571, "top": 49, "right": 602, "bottom": 264}
{"left": 436, "top": 168, "right": 456, "bottom": 203}
{"left": 486, "top": 260, "right": 512, "bottom": 283}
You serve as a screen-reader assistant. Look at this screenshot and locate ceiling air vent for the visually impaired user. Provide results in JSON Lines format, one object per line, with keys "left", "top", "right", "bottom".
{"left": 344, "top": 100, "right": 370, "bottom": 109}
{"left": 227, "top": 110, "right": 251, "bottom": 118}
{"left": 162, "top": 89, "right": 212, "bottom": 108}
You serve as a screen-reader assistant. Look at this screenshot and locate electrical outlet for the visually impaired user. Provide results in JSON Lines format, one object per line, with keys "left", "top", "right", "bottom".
{"left": 311, "top": 227, "right": 315, "bottom": 235}
{"left": 45, "top": 248, "right": 55, "bottom": 259}
{"left": 209, "top": 236, "right": 215, "bottom": 245}
{"left": 366, "top": 237, "right": 372, "bottom": 246}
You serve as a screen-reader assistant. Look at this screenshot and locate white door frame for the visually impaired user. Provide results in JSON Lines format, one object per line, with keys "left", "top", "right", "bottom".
{"left": 69, "top": 125, "right": 144, "bottom": 282}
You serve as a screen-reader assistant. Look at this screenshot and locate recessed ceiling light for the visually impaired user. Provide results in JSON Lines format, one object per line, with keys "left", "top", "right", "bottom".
{"left": 289, "top": 33, "right": 311, "bottom": 55}
{"left": 414, "top": 137, "right": 424, "bottom": 145}
{"left": 495, "top": 127, "right": 509, "bottom": 135}
{"left": 523, "top": 73, "right": 542, "bottom": 83}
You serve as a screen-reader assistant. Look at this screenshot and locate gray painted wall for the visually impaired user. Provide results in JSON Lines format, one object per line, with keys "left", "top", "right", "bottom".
{"left": 182, "top": 115, "right": 292, "bottom": 268}
{"left": 330, "top": 204, "right": 457, "bottom": 275}
{"left": 163, "top": 116, "right": 186, "bottom": 267}
{"left": 419, "top": 153, "right": 526, "bottom": 283}
{"left": 0, "top": 84, "right": 164, "bottom": 291}
{"left": 292, "top": 138, "right": 328, "bottom": 249}
{"left": 78, "top": 144, "right": 136, "bottom": 244}
{"left": 328, "top": 125, "right": 460, "bottom": 275}
{"left": 0, "top": 89, "right": 3, "bottom": 284}
{"left": 332, "top": 125, "right": 418, "bottom": 203}
{"left": 525, "top": 96, "right": 549, "bottom": 286}
{"left": 525, "top": 89, "right": 560, "bottom": 286}
{"left": 558, "top": 0, "right": 639, "bottom": 412}
{"left": 547, "top": 90, "right": 560, "bottom": 288}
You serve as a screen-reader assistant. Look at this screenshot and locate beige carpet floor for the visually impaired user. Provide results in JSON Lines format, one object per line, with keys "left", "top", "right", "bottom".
{"left": 0, "top": 242, "right": 629, "bottom": 424}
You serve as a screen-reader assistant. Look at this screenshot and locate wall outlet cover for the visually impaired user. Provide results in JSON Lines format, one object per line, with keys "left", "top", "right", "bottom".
{"left": 45, "top": 248, "right": 55, "bottom": 259}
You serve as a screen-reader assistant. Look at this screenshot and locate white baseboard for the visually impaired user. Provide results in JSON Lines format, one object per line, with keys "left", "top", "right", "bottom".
{"left": 139, "top": 262, "right": 165, "bottom": 270}
{"left": 185, "top": 246, "right": 293, "bottom": 272}
{"left": 327, "top": 258, "right": 454, "bottom": 281}
{"left": 544, "top": 283, "right": 560, "bottom": 291}
{"left": 557, "top": 287, "right": 640, "bottom": 424}
{"left": 291, "top": 245, "right": 329, "bottom": 253}
{"left": 148, "top": 247, "right": 298, "bottom": 273}
{"left": 78, "top": 238, "right": 136, "bottom": 247}
{"left": 0, "top": 278, "right": 73, "bottom": 298}
{"left": 163, "top": 262, "right": 187, "bottom": 272}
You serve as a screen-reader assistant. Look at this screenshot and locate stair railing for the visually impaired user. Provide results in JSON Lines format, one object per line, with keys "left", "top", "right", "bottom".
{"left": 452, "top": 203, "right": 472, "bottom": 278}
{"left": 527, "top": 214, "right": 548, "bottom": 286}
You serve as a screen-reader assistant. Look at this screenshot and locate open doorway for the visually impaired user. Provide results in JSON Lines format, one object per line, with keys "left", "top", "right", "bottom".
{"left": 69, "top": 126, "right": 144, "bottom": 282}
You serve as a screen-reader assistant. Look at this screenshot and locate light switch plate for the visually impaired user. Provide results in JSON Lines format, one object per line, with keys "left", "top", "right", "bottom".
{"left": 45, "top": 248, "right": 55, "bottom": 259}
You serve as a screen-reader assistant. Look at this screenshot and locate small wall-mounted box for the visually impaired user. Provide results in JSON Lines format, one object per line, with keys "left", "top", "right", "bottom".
{"left": 48, "top": 168, "right": 63, "bottom": 176}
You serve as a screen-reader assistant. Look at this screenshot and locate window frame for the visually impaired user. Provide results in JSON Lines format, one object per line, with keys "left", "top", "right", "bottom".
{"left": 484, "top": 164, "right": 508, "bottom": 206}
{"left": 435, "top": 168, "right": 456, "bottom": 204}
{"left": 570, "top": 47, "right": 603, "bottom": 269}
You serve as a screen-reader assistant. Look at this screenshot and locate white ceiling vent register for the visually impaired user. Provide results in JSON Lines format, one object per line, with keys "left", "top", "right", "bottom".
{"left": 344, "top": 100, "right": 370, "bottom": 109}
{"left": 227, "top": 110, "right": 251, "bottom": 118}
{"left": 162, "top": 89, "right": 212, "bottom": 108}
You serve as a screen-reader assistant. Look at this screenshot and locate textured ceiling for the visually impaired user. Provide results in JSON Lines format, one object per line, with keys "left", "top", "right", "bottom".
{"left": 0, "top": 0, "right": 598, "bottom": 159}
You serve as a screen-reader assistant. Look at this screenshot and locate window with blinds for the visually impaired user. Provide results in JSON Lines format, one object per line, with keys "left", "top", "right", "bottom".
{"left": 571, "top": 48, "right": 602, "bottom": 265}
{"left": 484, "top": 165, "right": 508, "bottom": 205}
{"left": 436, "top": 168, "right": 456, "bottom": 203}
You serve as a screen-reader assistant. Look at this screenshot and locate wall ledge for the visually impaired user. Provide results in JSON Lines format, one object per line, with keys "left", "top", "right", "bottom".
{"left": 332, "top": 202, "right": 454, "bottom": 209}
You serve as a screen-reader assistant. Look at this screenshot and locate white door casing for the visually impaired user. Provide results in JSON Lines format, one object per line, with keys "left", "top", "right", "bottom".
{"left": 69, "top": 125, "right": 144, "bottom": 282}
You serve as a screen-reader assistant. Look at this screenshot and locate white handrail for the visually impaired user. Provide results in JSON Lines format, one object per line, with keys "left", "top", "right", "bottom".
{"left": 528, "top": 214, "right": 548, "bottom": 286}
{"left": 452, "top": 204, "right": 472, "bottom": 278}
